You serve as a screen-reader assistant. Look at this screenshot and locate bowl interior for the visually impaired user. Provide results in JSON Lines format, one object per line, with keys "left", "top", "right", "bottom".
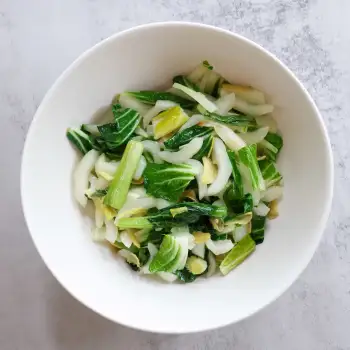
{"left": 21, "top": 23, "right": 332, "bottom": 333}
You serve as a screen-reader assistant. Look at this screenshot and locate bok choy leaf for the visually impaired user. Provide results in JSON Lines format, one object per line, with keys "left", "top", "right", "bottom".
{"left": 143, "top": 163, "right": 196, "bottom": 201}
{"left": 238, "top": 144, "right": 265, "bottom": 192}
{"left": 66, "top": 128, "right": 93, "bottom": 154}
{"left": 219, "top": 234, "right": 256, "bottom": 275}
{"left": 164, "top": 125, "right": 213, "bottom": 150}
{"left": 117, "top": 202, "right": 227, "bottom": 230}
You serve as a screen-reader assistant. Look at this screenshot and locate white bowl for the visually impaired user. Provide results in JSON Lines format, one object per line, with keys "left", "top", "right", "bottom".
{"left": 21, "top": 22, "right": 333, "bottom": 333}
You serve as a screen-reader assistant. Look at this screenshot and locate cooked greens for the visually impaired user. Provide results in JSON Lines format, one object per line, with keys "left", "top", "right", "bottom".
{"left": 67, "top": 60, "right": 283, "bottom": 283}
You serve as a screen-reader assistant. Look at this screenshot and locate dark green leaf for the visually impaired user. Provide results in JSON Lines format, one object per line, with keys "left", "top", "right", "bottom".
{"left": 125, "top": 91, "right": 195, "bottom": 109}
{"left": 176, "top": 269, "right": 197, "bottom": 283}
{"left": 148, "top": 202, "right": 227, "bottom": 229}
{"left": 127, "top": 262, "right": 139, "bottom": 271}
{"left": 173, "top": 75, "right": 200, "bottom": 91}
{"left": 204, "top": 111, "right": 255, "bottom": 127}
{"left": 259, "top": 132, "right": 283, "bottom": 161}
{"left": 224, "top": 192, "right": 253, "bottom": 215}
{"left": 258, "top": 159, "right": 282, "bottom": 187}
{"left": 143, "top": 163, "right": 196, "bottom": 201}
{"left": 164, "top": 125, "right": 213, "bottom": 150}
{"left": 97, "top": 106, "right": 140, "bottom": 149}
{"left": 211, "top": 232, "right": 228, "bottom": 241}
{"left": 66, "top": 128, "right": 93, "bottom": 154}
{"left": 202, "top": 60, "right": 213, "bottom": 70}
{"left": 90, "top": 188, "right": 109, "bottom": 198}
{"left": 238, "top": 145, "right": 265, "bottom": 191}
{"left": 265, "top": 132, "right": 283, "bottom": 150}
{"left": 227, "top": 150, "right": 244, "bottom": 199}
{"left": 250, "top": 215, "right": 266, "bottom": 244}
{"left": 192, "top": 135, "right": 214, "bottom": 160}
{"left": 138, "top": 247, "right": 150, "bottom": 266}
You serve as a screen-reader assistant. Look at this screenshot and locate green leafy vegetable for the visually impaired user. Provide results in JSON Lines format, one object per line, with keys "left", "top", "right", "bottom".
{"left": 176, "top": 269, "right": 197, "bottom": 283}
{"left": 227, "top": 151, "right": 244, "bottom": 199}
{"left": 96, "top": 105, "right": 140, "bottom": 149}
{"left": 89, "top": 188, "right": 109, "bottom": 198}
{"left": 117, "top": 202, "right": 227, "bottom": 230}
{"left": 259, "top": 132, "right": 283, "bottom": 161}
{"left": 124, "top": 91, "right": 195, "bottom": 110}
{"left": 224, "top": 192, "right": 253, "bottom": 215}
{"left": 203, "top": 60, "right": 213, "bottom": 70}
{"left": 211, "top": 232, "right": 228, "bottom": 241}
{"left": 219, "top": 234, "right": 256, "bottom": 275}
{"left": 238, "top": 144, "right": 265, "bottom": 191}
{"left": 203, "top": 111, "right": 256, "bottom": 127}
{"left": 138, "top": 246, "right": 151, "bottom": 266}
{"left": 259, "top": 159, "right": 282, "bottom": 187}
{"left": 104, "top": 140, "right": 143, "bottom": 209}
{"left": 149, "top": 235, "right": 179, "bottom": 273}
{"left": 192, "top": 135, "right": 214, "bottom": 160}
{"left": 66, "top": 128, "right": 93, "bottom": 154}
{"left": 143, "top": 163, "right": 196, "bottom": 201}
{"left": 250, "top": 215, "right": 266, "bottom": 244}
{"left": 164, "top": 125, "right": 212, "bottom": 150}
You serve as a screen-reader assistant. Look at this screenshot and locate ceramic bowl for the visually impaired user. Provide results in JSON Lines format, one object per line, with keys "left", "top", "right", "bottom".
{"left": 21, "top": 22, "right": 333, "bottom": 333}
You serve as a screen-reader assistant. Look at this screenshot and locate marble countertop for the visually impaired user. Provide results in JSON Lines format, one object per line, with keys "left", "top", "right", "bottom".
{"left": 1, "top": 0, "right": 349, "bottom": 349}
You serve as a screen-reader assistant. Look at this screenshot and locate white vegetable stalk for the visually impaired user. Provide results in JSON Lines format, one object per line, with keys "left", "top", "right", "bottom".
{"left": 155, "top": 198, "right": 174, "bottom": 209}
{"left": 85, "top": 175, "right": 109, "bottom": 198}
{"left": 141, "top": 140, "right": 163, "bottom": 164}
{"left": 179, "top": 114, "right": 206, "bottom": 132}
{"left": 140, "top": 243, "right": 158, "bottom": 274}
{"left": 157, "top": 272, "right": 178, "bottom": 282}
{"left": 187, "top": 63, "right": 208, "bottom": 83}
{"left": 233, "top": 225, "right": 248, "bottom": 242}
{"left": 191, "top": 243, "right": 205, "bottom": 259}
{"left": 253, "top": 202, "right": 270, "bottom": 216}
{"left": 171, "top": 227, "right": 195, "bottom": 250}
{"left": 133, "top": 155, "right": 147, "bottom": 180}
{"left": 221, "top": 84, "right": 266, "bottom": 105}
{"left": 95, "top": 153, "right": 120, "bottom": 181}
{"left": 234, "top": 96, "right": 274, "bottom": 116}
{"left": 206, "top": 239, "right": 234, "bottom": 255}
{"left": 119, "top": 94, "right": 151, "bottom": 115}
{"left": 171, "top": 236, "right": 189, "bottom": 271}
{"left": 92, "top": 199, "right": 105, "bottom": 229}
{"left": 105, "top": 218, "right": 118, "bottom": 244}
{"left": 255, "top": 115, "right": 278, "bottom": 133}
{"left": 186, "top": 159, "right": 207, "bottom": 200}
{"left": 214, "top": 124, "right": 246, "bottom": 151}
{"left": 261, "top": 185, "right": 283, "bottom": 202}
{"left": 142, "top": 100, "right": 178, "bottom": 128}
{"left": 173, "top": 83, "right": 218, "bottom": 113}
{"left": 128, "top": 187, "right": 148, "bottom": 198}
{"left": 159, "top": 137, "right": 203, "bottom": 164}
{"left": 134, "top": 126, "right": 149, "bottom": 138}
{"left": 115, "top": 196, "right": 157, "bottom": 222}
{"left": 239, "top": 127, "right": 269, "bottom": 145}
{"left": 206, "top": 251, "right": 216, "bottom": 277}
{"left": 207, "top": 138, "right": 232, "bottom": 196}
{"left": 215, "top": 92, "right": 236, "bottom": 115}
{"left": 73, "top": 149, "right": 100, "bottom": 207}
{"left": 120, "top": 230, "right": 133, "bottom": 248}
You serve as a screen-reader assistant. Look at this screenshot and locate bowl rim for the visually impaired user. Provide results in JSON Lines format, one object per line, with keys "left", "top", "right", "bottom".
{"left": 21, "top": 21, "right": 334, "bottom": 333}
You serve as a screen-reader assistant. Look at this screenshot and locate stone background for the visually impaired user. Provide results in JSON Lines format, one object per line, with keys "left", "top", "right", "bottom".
{"left": 1, "top": 1, "right": 349, "bottom": 349}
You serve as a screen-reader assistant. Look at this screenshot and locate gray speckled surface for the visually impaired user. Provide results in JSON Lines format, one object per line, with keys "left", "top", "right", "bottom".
{"left": 1, "top": 0, "right": 349, "bottom": 349}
